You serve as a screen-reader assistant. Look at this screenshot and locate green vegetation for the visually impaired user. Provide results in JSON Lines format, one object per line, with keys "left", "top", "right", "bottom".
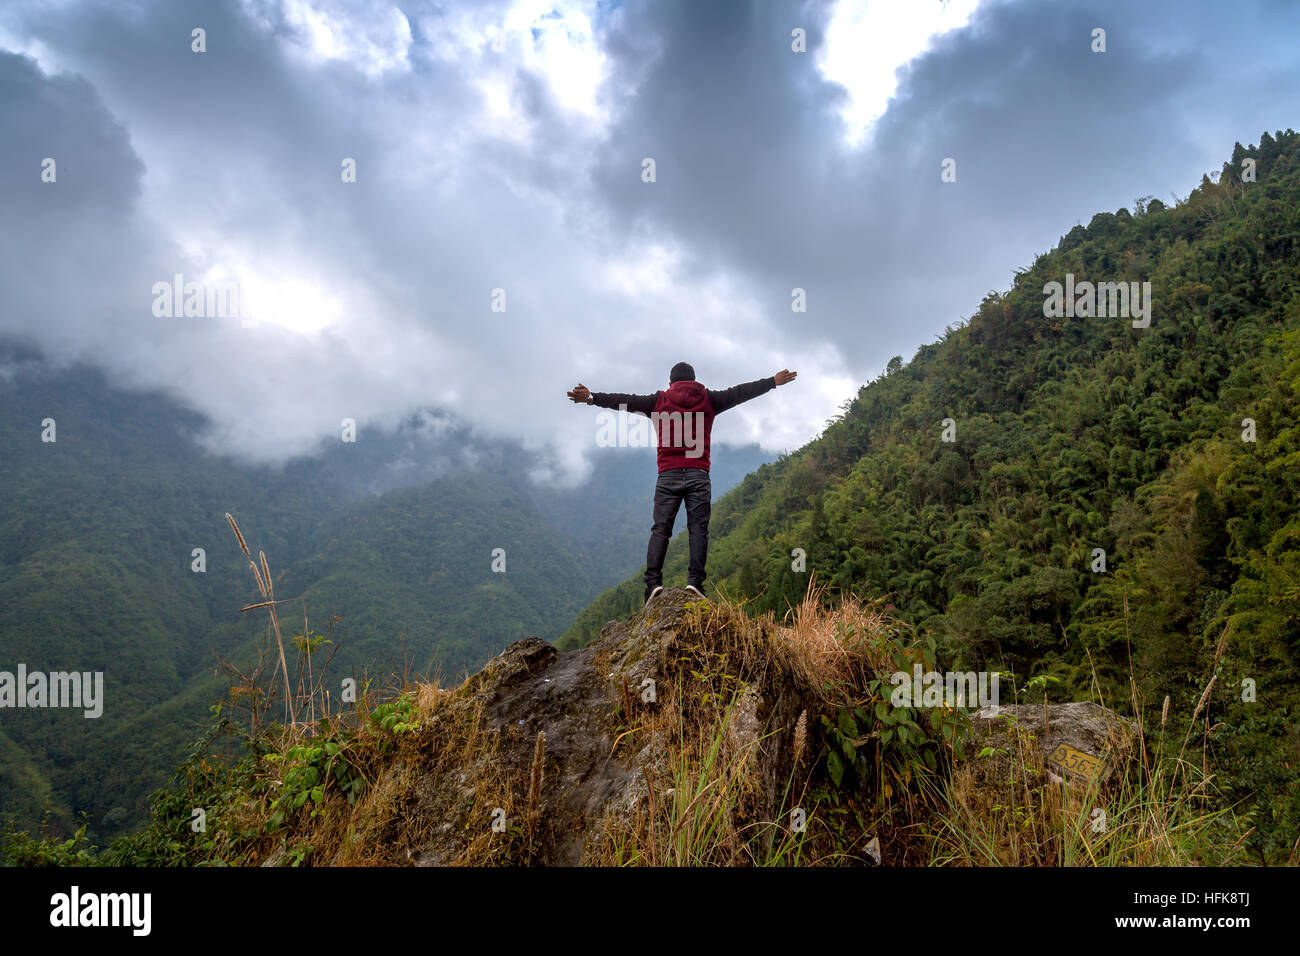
{"left": 7, "top": 128, "right": 1297, "bottom": 866}
{"left": 562, "top": 130, "right": 1300, "bottom": 862}
{"left": 928, "top": 697, "right": 1249, "bottom": 867}
{"left": 0, "top": 354, "right": 768, "bottom": 846}
{"left": 4, "top": 589, "right": 1243, "bottom": 867}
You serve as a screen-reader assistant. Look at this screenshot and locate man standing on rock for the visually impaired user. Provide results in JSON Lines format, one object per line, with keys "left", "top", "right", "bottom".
{"left": 567, "top": 363, "right": 797, "bottom": 605}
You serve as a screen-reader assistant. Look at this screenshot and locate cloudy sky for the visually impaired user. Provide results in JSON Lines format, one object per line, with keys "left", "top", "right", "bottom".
{"left": 1, "top": 0, "right": 1297, "bottom": 483}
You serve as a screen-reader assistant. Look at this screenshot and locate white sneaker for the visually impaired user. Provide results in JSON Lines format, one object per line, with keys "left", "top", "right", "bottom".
{"left": 685, "top": 584, "right": 706, "bottom": 600}
{"left": 645, "top": 586, "right": 663, "bottom": 607}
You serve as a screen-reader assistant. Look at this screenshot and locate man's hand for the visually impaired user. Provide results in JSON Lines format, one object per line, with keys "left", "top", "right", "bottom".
{"left": 567, "top": 384, "right": 592, "bottom": 404}
{"left": 774, "top": 369, "right": 797, "bottom": 386}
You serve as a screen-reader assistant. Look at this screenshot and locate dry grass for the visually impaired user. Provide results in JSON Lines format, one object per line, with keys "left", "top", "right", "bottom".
{"left": 589, "top": 582, "right": 899, "bottom": 865}
{"left": 223, "top": 513, "right": 335, "bottom": 732}
{"left": 210, "top": 516, "right": 522, "bottom": 866}
{"left": 925, "top": 648, "right": 1253, "bottom": 867}
{"left": 775, "top": 582, "right": 897, "bottom": 706}
{"left": 231, "top": 680, "right": 533, "bottom": 867}
{"left": 203, "top": 556, "right": 1246, "bottom": 868}
{"left": 682, "top": 580, "right": 895, "bottom": 712}
{"left": 929, "top": 725, "right": 1249, "bottom": 866}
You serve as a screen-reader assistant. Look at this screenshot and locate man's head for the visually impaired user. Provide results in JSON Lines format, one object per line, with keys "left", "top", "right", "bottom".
{"left": 670, "top": 362, "right": 695, "bottom": 383}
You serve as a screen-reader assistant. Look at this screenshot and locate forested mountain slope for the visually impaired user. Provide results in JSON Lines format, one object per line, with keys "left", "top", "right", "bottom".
{"left": 0, "top": 352, "right": 769, "bottom": 842}
{"left": 561, "top": 130, "right": 1300, "bottom": 857}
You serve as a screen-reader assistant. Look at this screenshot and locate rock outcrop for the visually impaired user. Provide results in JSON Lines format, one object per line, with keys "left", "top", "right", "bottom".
{"left": 968, "top": 701, "right": 1137, "bottom": 786}
{"left": 387, "top": 587, "right": 812, "bottom": 865}
{"left": 249, "top": 588, "right": 1150, "bottom": 866}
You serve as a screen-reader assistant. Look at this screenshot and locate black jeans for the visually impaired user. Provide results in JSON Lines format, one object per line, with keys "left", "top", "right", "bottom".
{"left": 645, "top": 467, "right": 711, "bottom": 597}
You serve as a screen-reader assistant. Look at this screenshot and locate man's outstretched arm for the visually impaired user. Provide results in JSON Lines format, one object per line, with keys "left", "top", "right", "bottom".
{"left": 709, "top": 369, "right": 797, "bottom": 414}
{"left": 566, "top": 383, "right": 658, "bottom": 416}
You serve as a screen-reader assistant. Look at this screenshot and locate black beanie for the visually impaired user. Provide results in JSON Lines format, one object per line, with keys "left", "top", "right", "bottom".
{"left": 670, "top": 362, "right": 695, "bottom": 382}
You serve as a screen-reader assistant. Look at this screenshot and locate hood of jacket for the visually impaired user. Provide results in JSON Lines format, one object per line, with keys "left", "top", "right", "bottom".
{"left": 661, "top": 379, "right": 708, "bottom": 410}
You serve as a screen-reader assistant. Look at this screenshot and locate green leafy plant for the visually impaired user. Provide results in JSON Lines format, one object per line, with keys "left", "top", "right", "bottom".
{"left": 370, "top": 692, "right": 420, "bottom": 736}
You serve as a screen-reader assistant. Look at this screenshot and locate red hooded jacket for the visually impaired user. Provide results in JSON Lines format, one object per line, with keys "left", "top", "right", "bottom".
{"left": 590, "top": 376, "right": 776, "bottom": 472}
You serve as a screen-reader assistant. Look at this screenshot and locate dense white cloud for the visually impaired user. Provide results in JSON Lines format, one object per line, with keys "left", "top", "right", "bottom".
{"left": 818, "top": 0, "right": 983, "bottom": 144}
{"left": 241, "top": 0, "right": 415, "bottom": 76}
{"left": 0, "top": 0, "right": 1297, "bottom": 482}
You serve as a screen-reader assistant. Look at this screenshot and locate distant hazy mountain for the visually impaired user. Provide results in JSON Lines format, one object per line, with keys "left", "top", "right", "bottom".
{"left": 0, "top": 349, "right": 772, "bottom": 841}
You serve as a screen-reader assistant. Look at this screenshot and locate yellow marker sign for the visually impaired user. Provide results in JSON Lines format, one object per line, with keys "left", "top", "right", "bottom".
{"left": 1048, "top": 743, "right": 1106, "bottom": 783}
